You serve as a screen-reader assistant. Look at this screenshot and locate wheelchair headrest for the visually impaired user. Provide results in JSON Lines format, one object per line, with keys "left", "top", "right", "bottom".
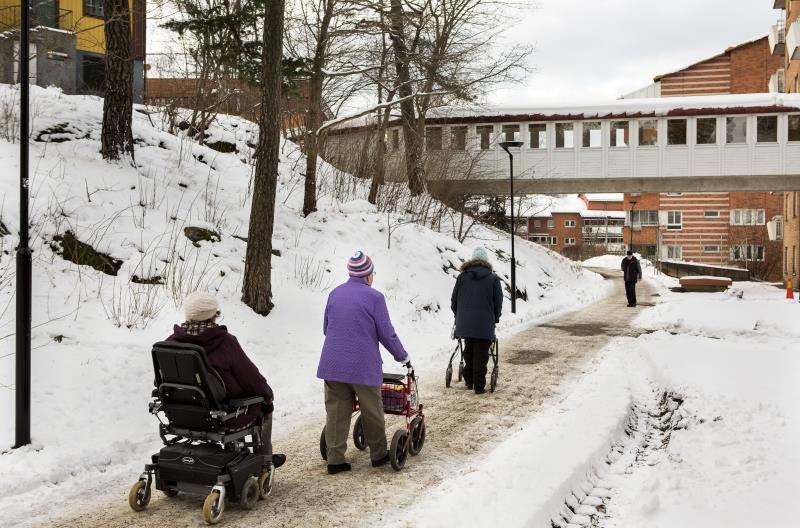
{"left": 151, "top": 341, "right": 227, "bottom": 408}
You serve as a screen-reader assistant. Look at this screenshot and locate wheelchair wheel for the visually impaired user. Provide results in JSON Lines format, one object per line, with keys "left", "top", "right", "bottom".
{"left": 457, "top": 361, "right": 464, "bottom": 382}
{"left": 128, "top": 479, "right": 151, "bottom": 511}
{"left": 490, "top": 367, "right": 498, "bottom": 393}
{"left": 353, "top": 415, "right": 367, "bottom": 451}
{"left": 319, "top": 426, "right": 328, "bottom": 461}
{"left": 445, "top": 364, "right": 453, "bottom": 387}
{"left": 409, "top": 417, "right": 426, "bottom": 456}
{"left": 203, "top": 489, "right": 225, "bottom": 524}
{"left": 390, "top": 429, "right": 408, "bottom": 471}
{"left": 240, "top": 476, "right": 259, "bottom": 510}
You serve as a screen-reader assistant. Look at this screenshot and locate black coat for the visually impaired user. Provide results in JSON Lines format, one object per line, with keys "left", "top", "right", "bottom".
{"left": 451, "top": 260, "right": 503, "bottom": 340}
{"left": 621, "top": 256, "right": 642, "bottom": 283}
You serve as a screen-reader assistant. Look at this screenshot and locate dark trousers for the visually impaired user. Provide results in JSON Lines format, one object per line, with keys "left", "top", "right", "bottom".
{"left": 625, "top": 281, "right": 637, "bottom": 306}
{"left": 463, "top": 338, "right": 492, "bottom": 392}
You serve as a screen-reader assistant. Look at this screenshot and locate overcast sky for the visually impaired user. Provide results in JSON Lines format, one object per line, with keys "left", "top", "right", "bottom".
{"left": 489, "top": 0, "right": 779, "bottom": 107}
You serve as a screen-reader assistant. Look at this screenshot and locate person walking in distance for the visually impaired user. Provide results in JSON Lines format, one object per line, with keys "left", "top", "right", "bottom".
{"left": 451, "top": 246, "right": 503, "bottom": 394}
{"left": 317, "top": 251, "right": 410, "bottom": 475}
{"left": 621, "top": 250, "right": 643, "bottom": 307}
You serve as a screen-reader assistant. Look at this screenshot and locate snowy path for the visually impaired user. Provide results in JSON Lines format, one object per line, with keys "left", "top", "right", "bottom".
{"left": 36, "top": 272, "right": 649, "bottom": 528}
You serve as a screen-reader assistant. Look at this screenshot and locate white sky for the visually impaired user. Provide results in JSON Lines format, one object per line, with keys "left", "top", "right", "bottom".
{"left": 489, "top": 0, "right": 779, "bottom": 107}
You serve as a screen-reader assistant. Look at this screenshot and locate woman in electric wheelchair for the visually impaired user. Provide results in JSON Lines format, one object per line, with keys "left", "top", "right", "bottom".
{"left": 128, "top": 293, "right": 286, "bottom": 524}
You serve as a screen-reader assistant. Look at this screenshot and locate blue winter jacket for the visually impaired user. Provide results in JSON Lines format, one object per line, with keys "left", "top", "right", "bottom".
{"left": 451, "top": 260, "right": 503, "bottom": 341}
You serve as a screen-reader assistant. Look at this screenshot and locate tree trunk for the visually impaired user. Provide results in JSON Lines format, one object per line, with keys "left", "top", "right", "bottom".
{"left": 101, "top": 0, "right": 134, "bottom": 161}
{"left": 368, "top": 105, "right": 390, "bottom": 204}
{"left": 388, "top": 0, "right": 424, "bottom": 196}
{"left": 242, "top": 0, "right": 285, "bottom": 315}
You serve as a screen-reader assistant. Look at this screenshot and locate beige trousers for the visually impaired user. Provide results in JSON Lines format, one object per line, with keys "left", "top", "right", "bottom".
{"left": 324, "top": 381, "right": 387, "bottom": 464}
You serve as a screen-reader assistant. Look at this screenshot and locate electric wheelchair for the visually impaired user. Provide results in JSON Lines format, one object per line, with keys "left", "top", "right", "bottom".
{"left": 128, "top": 341, "right": 273, "bottom": 524}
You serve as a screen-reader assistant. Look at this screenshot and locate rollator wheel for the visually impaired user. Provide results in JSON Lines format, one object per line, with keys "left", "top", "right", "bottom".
{"left": 390, "top": 429, "right": 408, "bottom": 471}
{"left": 445, "top": 364, "right": 453, "bottom": 388}
{"left": 409, "top": 417, "right": 426, "bottom": 456}
{"left": 239, "top": 476, "right": 259, "bottom": 510}
{"left": 128, "top": 479, "right": 151, "bottom": 511}
{"left": 162, "top": 488, "right": 179, "bottom": 498}
{"left": 457, "top": 361, "right": 464, "bottom": 382}
{"left": 258, "top": 467, "right": 274, "bottom": 500}
{"left": 353, "top": 415, "right": 367, "bottom": 451}
{"left": 319, "top": 426, "right": 328, "bottom": 461}
{"left": 203, "top": 489, "right": 225, "bottom": 524}
{"left": 490, "top": 367, "right": 498, "bottom": 393}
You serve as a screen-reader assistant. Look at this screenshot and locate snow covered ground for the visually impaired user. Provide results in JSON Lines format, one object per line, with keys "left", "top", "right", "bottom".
{"left": 395, "top": 273, "right": 800, "bottom": 527}
{"left": 0, "top": 85, "right": 606, "bottom": 524}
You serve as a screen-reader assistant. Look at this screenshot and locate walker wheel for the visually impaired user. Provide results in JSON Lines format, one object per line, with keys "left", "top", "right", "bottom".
{"left": 203, "top": 489, "right": 225, "bottom": 524}
{"left": 490, "top": 367, "right": 498, "bottom": 393}
{"left": 457, "top": 361, "right": 464, "bottom": 382}
{"left": 353, "top": 415, "right": 367, "bottom": 450}
{"left": 390, "top": 429, "right": 408, "bottom": 471}
{"left": 445, "top": 365, "right": 453, "bottom": 387}
{"left": 409, "top": 417, "right": 426, "bottom": 455}
{"left": 258, "top": 467, "right": 273, "bottom": 500}
{"left": 128, "top": 479, "right": 151, "bottom": 511}
{"left": 239, "top": 476, "right": 259, "bottom": 510}
{"left": 319, "top": 426, "right": 328, "bottom": 461}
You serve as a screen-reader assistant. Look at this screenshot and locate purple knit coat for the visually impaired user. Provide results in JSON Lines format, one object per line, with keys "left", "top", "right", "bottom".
{"left": 317, "top": 277, "right": 408, "bottom": 387}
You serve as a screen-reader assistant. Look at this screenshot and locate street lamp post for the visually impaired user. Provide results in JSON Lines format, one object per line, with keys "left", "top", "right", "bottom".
{"left": 628, "top": 200, "right": 637, "bottom": 251}
{"left": 15, "top": 0, "right": 32, "bottom": 449}
{"left": 499, "top": 139, "right": 523, "bottom": 314}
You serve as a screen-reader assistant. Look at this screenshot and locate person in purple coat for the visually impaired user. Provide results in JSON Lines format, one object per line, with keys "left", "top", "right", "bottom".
{"left": 317, "top": 251, "right": 410, "bottom": 475}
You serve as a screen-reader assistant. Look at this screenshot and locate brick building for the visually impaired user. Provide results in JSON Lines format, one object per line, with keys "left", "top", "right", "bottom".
{"left": 623, "top": 35, "right": 784, "bottom": 280}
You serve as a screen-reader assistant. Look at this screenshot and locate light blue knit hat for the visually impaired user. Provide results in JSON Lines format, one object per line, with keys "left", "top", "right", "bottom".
{"left": 472, "top": 246, "right": 489, "bottom": 262}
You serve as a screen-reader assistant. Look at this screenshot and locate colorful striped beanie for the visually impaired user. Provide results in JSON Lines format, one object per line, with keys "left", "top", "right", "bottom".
{"left": 347, "top": 251, "right": 374, "bottom": 277}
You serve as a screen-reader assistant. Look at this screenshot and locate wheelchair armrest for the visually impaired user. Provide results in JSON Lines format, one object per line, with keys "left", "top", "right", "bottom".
{"left": 228, "top": 395, "right": 264, "bottom": 408}
{"left": 151, "top": 389, "right": 159, "bottom": 398}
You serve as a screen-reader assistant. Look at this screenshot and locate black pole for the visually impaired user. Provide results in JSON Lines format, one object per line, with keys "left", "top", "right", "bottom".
{"left": 15, "top": 0, "right": 32, "bottom": 449}
{"left": 628, "top": 201, "right": 637, "bottom": 251}
{"left": 507, "top": 151, "right": 516, "bottom": 314}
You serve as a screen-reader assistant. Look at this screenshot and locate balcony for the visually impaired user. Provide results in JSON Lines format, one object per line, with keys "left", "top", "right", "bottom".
{"left": 787, "top": 19, "right": 800, "bottom": 59}
{"left": 767, "top": 216, "right": 784, "bottom": 241}
{"left": 774, "top": 0, "right": 785, "bottom": 9}
{"left": 769, "top": 69, "right": 785, "bottom": 93}
{"left": 769, "top": 21, "right": 785, "bottom": 55}
{"left": 0, "top": 4, "right": 73, "bottom": 33}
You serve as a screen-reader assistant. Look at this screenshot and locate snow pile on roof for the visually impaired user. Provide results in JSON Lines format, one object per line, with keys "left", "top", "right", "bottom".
{"left": 529, "top": 194, "right": 626, "bottom": 218}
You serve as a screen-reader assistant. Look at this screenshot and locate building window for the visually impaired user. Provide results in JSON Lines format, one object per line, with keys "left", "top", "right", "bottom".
{"left": 391, "top": 129, "right": 400, "bottom": 150}
{"left": 666, "top": 211, "right": 682, "bottom": 230}
{"left": 789, "top": 115, "right": 800, "bottom": 142}
{"left": 785, "top": 247, "right": 789, "bottom": 274}
{"left": 529, "top": 235, "right": 558, "bottom": 246}
{"left": 477, "top": 125, "right": 493, "bottom": 150}
{"left": 696, "top": 117, "right": 717, "bottom": 145}
{"left": 704, "top": 210, "right": 720, "bottom": 217}
{"left": 552, "top": 236, "right": 558, "bottom": 245}
{"left": 703, "top": 245, "right": 720, "bottom": 253}
{"left": 547, "top": 219, "right": 554, "bottom": 228}
{"left": 565, "top": 220, "right": 576, "bottom": 228}
{"left": 565, "top": 238, "right": 576, "bottom": 245}
{"left": 730, "top": 209, "right": 766, "bottom": 225}
{"left": 666, "top": 246, "right": 682, "bottom": 260}
{"left": 450, "top": 126, "right": 467, "bottom": 150}
{"left": 638, "top": 119, "right": 658, "bottom": 146}
{"left": 731, "top": 245, "right": 765, "bottom": 261}
{"left": 726, "top": 116, "right": 747, "bottom": 144}
{"left": 502, "top": 124, "right": 520, "bottom": 142}
{"left": 667, "top": 119, "right": 687, "bottom": 145}
{"left": 529, "top": 123, "right": 547, "bottom": 149}
{"left": 84, "top": 0, "right": 104, "bottom": 17}
{"left": 582, "top": 121, "right": 601, "bottom": 148}
{"left": 425, "top": 127, "right": 442, "bottom": 151}
{"left": 555, "top": 123, "right": 574, "bottom": 148}
{"left": 533, "top": 219, "right": 541, "bottom": 228}
{"left": 756, "top": 115, "right": 778, "bottom": 143}
{"left": 628, "top": 210, "right": 659, "bottom": 226}
{"left": 610, "top": 121, "right": 629, "bottom": 147}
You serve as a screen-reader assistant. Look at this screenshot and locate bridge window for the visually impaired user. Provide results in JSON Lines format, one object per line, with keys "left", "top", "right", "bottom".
{"left": 667, "top": 119, "right": 687, "bottom": 145}
{"left": 726, "top": 116, "right": 747, "bottom": 144}
{"left": 666, "top": 211, "right": 682, "bottom": 230}
{"left": 450, "top": 126, "right": 467, "bottom": 150}
{"left": 555, "top": 123, "right": 574, "bottom": 148}
{"left": 425, "top": 127, "right": 443, "bottom": 150}
{"left": 582, "top": 121, "right": 601, "bottom": 148}
{"left": 696, "top": 118, "right": 717, "bottom": 145}
{"left": 502, "top": 124, "right": 520, "bottom": 142}
{"left": 529, "top": 123, "right": 547, "bottom": 149}
{"left": 476, "top": 125, "right": 493, "bottom": 150}
{"left": 610, "top": 121, "right": 629, "bottom": 147}
{"left": 638, "top": 119, "right": 658, "bottom": 146}
{"left": 756, "top": 116, "right": 778, "bottom": 143}
{"left": 789, "top": 115, "right": 800, "bottom": 141}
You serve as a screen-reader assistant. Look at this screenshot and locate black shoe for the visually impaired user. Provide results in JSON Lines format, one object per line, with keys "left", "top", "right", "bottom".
{"left": 371, "top": 454, "right": 391, "bottom": 467}
{"left": 272, "top": 454, "right": 286, "bottom": 468}
{"left": 465, "top": 383, "right": 473, "bottom": 390}
{"left": 327, "top": 463, "right": 352, "bottom": 475}
{"left": 474, "top": 388, "right": 487, "bottom": 395}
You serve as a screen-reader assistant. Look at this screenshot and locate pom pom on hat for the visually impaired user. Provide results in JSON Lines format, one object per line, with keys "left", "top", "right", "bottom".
{"left": 347, "top": 251, "right": 374, "bottom": 277}
{"left": 184, "top": 292, "right": 219, "bottom": 321}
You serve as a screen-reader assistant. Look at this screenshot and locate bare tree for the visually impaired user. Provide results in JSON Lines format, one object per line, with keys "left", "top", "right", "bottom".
{"left": 242, "top": 0, "right": 285, "bottom": 315}
{"left": 101, "top": 0, "right": 134, "bottom": 160}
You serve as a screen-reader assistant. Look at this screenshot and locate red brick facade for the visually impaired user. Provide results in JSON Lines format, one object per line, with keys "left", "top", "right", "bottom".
{"left": 780, "top": 2, "right": 800, "bottom": 286}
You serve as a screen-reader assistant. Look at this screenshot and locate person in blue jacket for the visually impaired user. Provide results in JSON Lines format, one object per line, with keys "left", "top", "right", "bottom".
{"left": 450, "top": 246, "right": 503, "bottom": 394}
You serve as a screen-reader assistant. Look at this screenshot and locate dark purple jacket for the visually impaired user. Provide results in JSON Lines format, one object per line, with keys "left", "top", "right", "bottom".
{"left": 317, "top": 277, "right": 408, "bottom": 387}
{"left": 167, "top": 325, "right": 274, "bottom": 410}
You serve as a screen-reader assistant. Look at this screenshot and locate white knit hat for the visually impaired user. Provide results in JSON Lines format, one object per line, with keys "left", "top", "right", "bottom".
{"left": 184, "top": 292, "right": 219, "bottom": 322}
{"left": 472, "top": 246, "right": 489, "bottom": 262}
